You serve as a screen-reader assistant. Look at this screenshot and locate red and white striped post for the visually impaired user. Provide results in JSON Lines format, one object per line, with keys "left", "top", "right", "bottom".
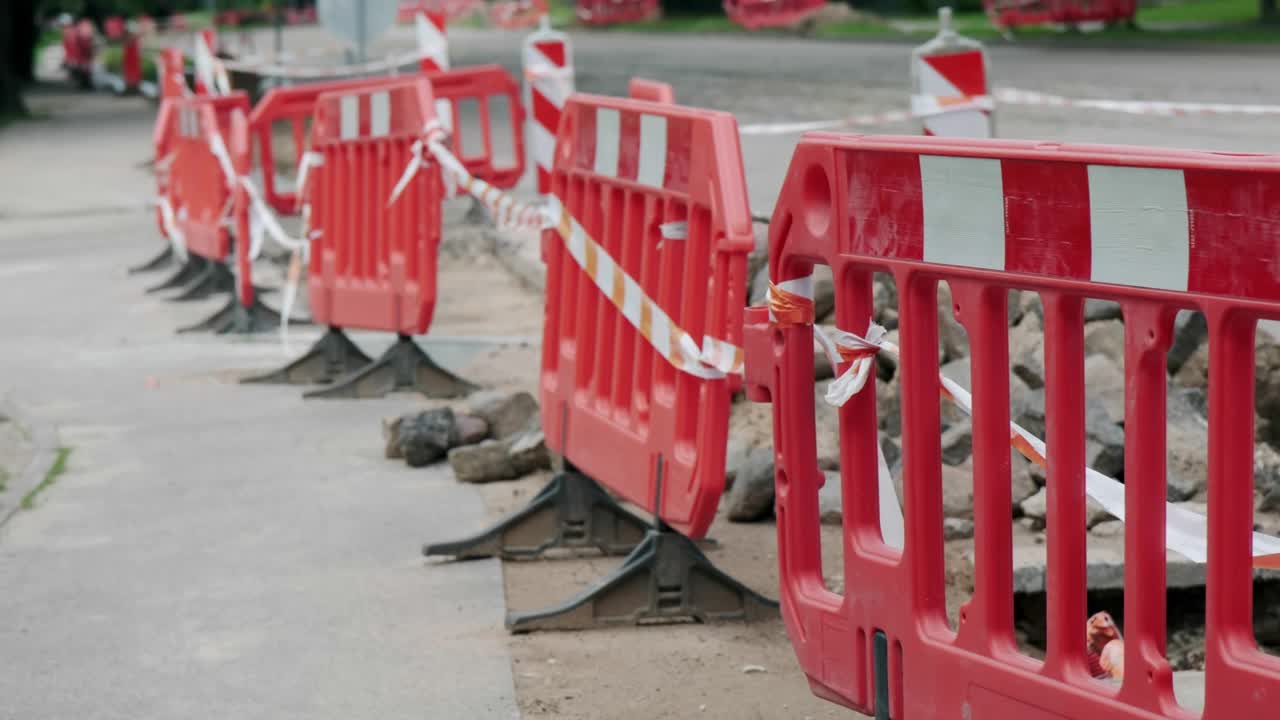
{"left": 522, "top": 16, "right": 574, "bottom": 196}
{"left": 910, "top": 8, "right": 994, "bottom": 138}
{"left": 416, "top": 11, "right": 450, "bottom": 72}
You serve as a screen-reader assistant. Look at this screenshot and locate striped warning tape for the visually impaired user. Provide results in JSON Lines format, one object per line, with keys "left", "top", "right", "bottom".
{"left": 387, "top": 124, "right": 745, "bottom": 379}
{"left": 738, "top": 87, "right": 1280, "bottom": 136}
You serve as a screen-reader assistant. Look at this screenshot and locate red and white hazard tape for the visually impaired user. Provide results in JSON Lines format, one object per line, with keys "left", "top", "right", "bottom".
{"left": 740, "top": 87, "right": 1280, "bottom": 137}
{"left": 769, "top": 279, "right": 1280, "bottom": 568}
{"left": 388, "top": 123, "right": 745, "bottom": 380}
{"left": 995, "top": 87, "right": 1280, "bottom": 118}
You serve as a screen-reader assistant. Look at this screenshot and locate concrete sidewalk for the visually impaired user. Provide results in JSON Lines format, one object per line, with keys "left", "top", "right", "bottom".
{"left": 0, "top": 90, "right": 518, "bottom": 719}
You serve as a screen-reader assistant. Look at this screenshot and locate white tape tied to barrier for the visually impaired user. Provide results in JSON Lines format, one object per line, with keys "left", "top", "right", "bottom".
{"left": 387, "top": 125, "right": 747, "bottom": 380}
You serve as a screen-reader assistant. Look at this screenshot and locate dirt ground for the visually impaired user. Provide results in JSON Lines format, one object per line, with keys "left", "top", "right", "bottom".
{"left": 418, "top": 230, "right": 856, "bottom": 718}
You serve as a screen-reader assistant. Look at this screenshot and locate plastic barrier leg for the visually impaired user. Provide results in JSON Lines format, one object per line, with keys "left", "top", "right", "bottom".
{"left": 505, "top": 523, "right": 778, "bottom": 633}
{"left": 302, "top": 334, "right": 478, "bottom": 399}
{"left": 165, "top": 261, "right": 235, "bottom": 303}
{"left": 128, "top": 245, "right": 175, "bottom": 274}
{"left": 240, "top": 327, "right": 373, "bottom": 385}
{"left": 145, "top": 256, "right": 208, "bottom": 294}
{"left": 176, "top": 294, "right": 295, "bottom": 335}
{"left": 423, "top": 469, "right": 649, "bottom": 560}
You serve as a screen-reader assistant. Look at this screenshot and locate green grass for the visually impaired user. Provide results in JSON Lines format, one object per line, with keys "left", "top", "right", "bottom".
{"left": 1140, "top": 0, "right": 1266, "bottom": 25}
{"left": 21, "top": 447, "right": 70, "bottom": 511}
{"left": 101, "top": 46, "right": 160, "bottom": 81}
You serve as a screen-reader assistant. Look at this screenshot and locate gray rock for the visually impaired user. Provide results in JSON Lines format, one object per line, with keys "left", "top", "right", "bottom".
{"left": 1084, "top": 299, "right": 1123, "bottom": 323}
{"left": 874, "top": 274, "right": 898, "bottom": 329}
{"left": 1018, "top": 291, "right": 1043, "bottom": 325}
{"left": 1011, "top": 451, "right": 1038, "bottom": 508}
{"left": 1086, "top": 439, "right": 1126, "bottom": 481}
{"left": 1087, "top": 496, "right": 1113, "bottom": 528}
{"left": 939, "top": 357, "right": 1034, "bottom": 428}
{"left": 1091, "top": 519, "right": 1124, "bottom": 538}
{"left": 877, "top": 307, "right": 899, "bottom": 332}
{"left": 941, "top": 421, "right": 972, "bottom": 466}
{"left": 448, "top": 440, "right": 512, "bottom": 483}
{"left": 1256, "top": 341, "right": 1280, "bottom": 421}
{"left": 814, "top": 381, "right": 841, "bottom": 468}
{"left": 819, "top": 470, "right": 842, "bottom": 525}
{"left": 1015, "top": 388, "right": 1046, "bottom": 442}
{"left": 467, "top": 390, "right": 539, "bottom": 440}
{"left": 1255, "top": 443, "right": 1280, "bottom": 513}
{"left": 508, "top": 426, "right": 552, "bottom": 476}
{"left": 1009, "top": 312, "right": 1046, "bottom": 389}
{"left": 383, "top": 415, "right": 405, "bottom": 460}
{"left": 942, "top": 463, "right": 972, "bottom": 519}
{"left": 724, "top": 437, "right": 753, "bottom": 491}
{"left": 1085, "top": 354, "right": 1125, "bottom": 424}
{"left": 881, "top": 435, "right": 901, "bottom": 470}
{"left": 814, "top": 326, "right": 836, "bottom": 382}
{"left": 727, "top": 446, "right": 776, "bottom": 522}
{"left": 1083, "top": 319, "right": 1125, "bottom": 368}
{"left": 1020, "top": 487, "right": 1047, "bottom": 527}
{"left": 876, "top": 376, "right": 900, "bottom": 437}
{"left": 1168, "top": 311, "right": 1208, "bottom": 376}
{"left": 944, "top": 517, "right": 974, "bottom": 541}
{"left": 447, "top": 424, "right": 550, "bottom": 483}
{"left": 937, "top": 283, "right": 969, "bottom": 362}
{"left": 399, "top": 407, "right": 458, "bottom": 467}
{"left": 454, "top": 413, "right": 490, "bottom": 446}
{"left": 1167, "top": 389, "right": 1210, "bottom": 501}
{"left": 1172, "top": 341, "right": 1209, "bottom": 389}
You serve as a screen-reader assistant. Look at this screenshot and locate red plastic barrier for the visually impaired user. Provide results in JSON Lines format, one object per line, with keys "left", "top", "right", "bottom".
{"left": 122, "top": 35, "right": 143, "bottom": 89}
{"left": 488, "top": 0, "right": 548, "bottom": 30}
{"left": 306, "top": 78, "right": 444, "bottom": 334}
{"left": 576, "top": 0, "right": 659, "bottom": 26}
{"left": 984, "top": 0, "right": 1137, "bottom": 28}
{"left": 399, "top": 0, "right": 481, "bottom": 23}
{"left": 426, "top": 65, "right": 526, "bottom": 190}
{"left": 165, "top": 93, "right": 252, "bottom": 262}
{"left": 540, "top": 94, "right": 753, "bottom": 538}
{"left": 105, "top": 16, "right": 127, "bottom": 41}
{"left": 247, "top": 75, "right": 417, "bottom": 215}
{"left": 743, "top": 133, "right": 1280, "bottom": 717}
{"left": 158, "top": 47, "right": 187, "bottom": 99}
{"left": 627, "top": 77, "right": 674, "bottom": 104}
{"left": 723, "top": 0, "right": 824, "bottom": 30}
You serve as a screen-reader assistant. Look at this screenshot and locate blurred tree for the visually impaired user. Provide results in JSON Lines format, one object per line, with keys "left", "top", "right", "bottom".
{"left": 1265, "top": 0, "right": 1277, "bottom": 23}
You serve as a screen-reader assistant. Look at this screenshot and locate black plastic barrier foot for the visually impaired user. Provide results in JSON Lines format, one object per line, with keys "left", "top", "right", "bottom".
{"left": 178, "top": 295, "right": 298, "bottom": 335}
{"left": 128, "top": 244, "right": 175, "bottom": 274}
{"left": 240, "top": 327, "right": 371, "bottom": 385}
{"left": 166, "top": 261, "right": 234, "bottom": 303}
{"left": 504, "top": 526, "right": 779, "bottom": 633}
{"left": 145, "top": 256, "right": 207, "bottom": 294}
{"left": 424, "top": 471, "right": 649, "bottom": 561}
{"left": 303, "top": 334, "right": 478, "bottom": 399}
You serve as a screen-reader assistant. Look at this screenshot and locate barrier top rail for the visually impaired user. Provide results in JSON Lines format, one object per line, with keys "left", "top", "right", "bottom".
{"left": 248, "top": 75, "right": 415, "bottom": 215}
{"left": 540, "top": 92, "right": 753, "bottom": 538}
{"left": 425, "top": 65, "right": 527, "bottom": 191}
{"left": 744, "top": 132, "right": 1280, "bottom": 719}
